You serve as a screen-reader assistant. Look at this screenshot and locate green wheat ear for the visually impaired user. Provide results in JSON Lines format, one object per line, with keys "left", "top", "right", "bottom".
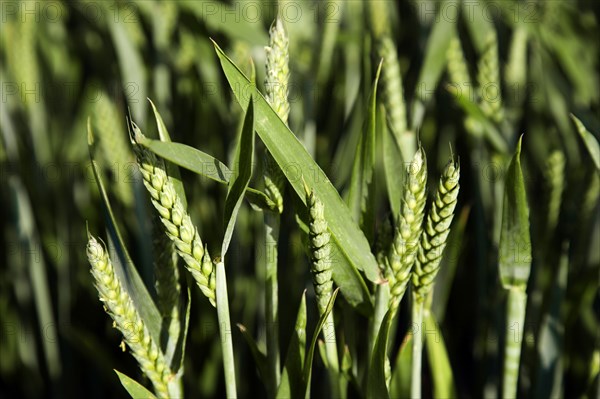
{"left": 263, "top": 16, "right": 290, "bottom": 214}
{"left": 388, "top": 147, "right": 428, "bottom": 312}
{"left": 412, "top": 157, "right": 460, "bottom": 303}
{"left": 304, "top": 181, "right": 334, "bottom": 316}
{"left": 86, "top": 235, "right": 172, "bottom": 398}
{"left": 131, "top": 125, "right": 216, "bottom": 306}
{"left": 378, "top": 36, "right": 413, "bottom": 160}
{"left": 447, "top": 36, "right": 472, "bottom": 91}
{"left": 478, "top": 32, "right": 504, "bottom": 123}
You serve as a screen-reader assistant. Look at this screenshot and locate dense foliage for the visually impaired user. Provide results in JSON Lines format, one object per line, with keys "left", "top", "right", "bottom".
{"left": 1, "top": 1, "right": 598, "bottom": 398}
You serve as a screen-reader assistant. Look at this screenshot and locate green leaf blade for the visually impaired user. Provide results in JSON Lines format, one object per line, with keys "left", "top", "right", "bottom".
{"left": 114, "top": 370, "right": 157, "bottom": 399}
{"left": 348, "top": 61, "right": 382, "bottom": 244}
{"left": 222, "top": 97, "right": 255, "bottom": 257}
{"left": 213, "top": 41, "right": 381, "bottom": 310}
{"left": 499, "top": 136, "right": 531, "bottom": 289}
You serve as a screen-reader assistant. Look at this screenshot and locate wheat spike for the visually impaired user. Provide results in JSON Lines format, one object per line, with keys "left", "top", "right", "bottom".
{"left": 478, "top": 32, "right": 504, "bottom": 123}
{"left": 412, "top": 158, "right": 460, "bottom": 303}
{"left": 86, "top": 236, "right": 172, "bottom": 397}
{"left": 263, "top": 17, "right": 290, "bottom": 214}
{"left": 388, "top": 147, "right": 428, "bottom": 312}
{"left": 447, "top": 36, "right": 472, "bottom": 91}
{"left": 378, "top": 36, "right": 409, "bottom": 155}
{"left": 131, "top": 125, "right": 216, "bottom": 306}
{"left": 304, "top": 182, "right": 334, "bottom": 315}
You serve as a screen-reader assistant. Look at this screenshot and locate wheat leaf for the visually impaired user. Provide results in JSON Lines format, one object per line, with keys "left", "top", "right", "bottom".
{"left": 213, "top": 40, "right": 381, "bottom": 310}
{"left": 114, "top": 370, "right": 157, "bottom": 399}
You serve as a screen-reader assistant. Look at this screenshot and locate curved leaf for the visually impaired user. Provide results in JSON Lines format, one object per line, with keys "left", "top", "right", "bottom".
{"left": 277, "top": 291, "right": 307, "bottom": 399}
{"left": 222, "top": 97, "right": 254, "bottom": 257}
{"left": 87, "top": 120, "right": 162, "bottom": 351}
{"left": 114, "top": 370, "right": 157, "bottom": 399}
{"left": 348, "top": 60, "right": 382, "bottom": 244}
{"left": 303, "top": 289, "right": 340, "bottom": 396}
{"left": 499, "top": 136, "right": 531, "bottom": 289}
{"left": 571, "top": 114, "right": 600, "bottom": 171}
{"left": 367, "top": 309, "right": 393, "bottom": 399}
{"left": 213, "top": 41, "right": 381, "bottom": 310}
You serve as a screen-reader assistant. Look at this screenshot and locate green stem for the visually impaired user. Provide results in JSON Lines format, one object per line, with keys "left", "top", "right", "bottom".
{"left": 370, "top": 283, "right": 391, "bottom": 357}
{"left": 323, "top": 310, "right": 341, "bottom": 398}
{"left": 411, "top": 298, "right": 424, "bottom": 399}
{"left": 216, "top": 261, "right": 237, "bottom": 398}
{"left": 502, "top": 288, "right": 527, "bottom": 399}
{"left": 265, "top": 212, "right": 281, "bottom": 395}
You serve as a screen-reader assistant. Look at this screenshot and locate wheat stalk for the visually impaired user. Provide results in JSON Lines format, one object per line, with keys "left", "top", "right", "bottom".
{"left": 86, "top": 235, "right": 172, "bottom": 398}
{"left": 131, "top": 125, "right": 216, "bottom": 306}
{"left": 262, "top": 16, "right": 292, "bottom": 394}
{"left": 412, "top": 158, "right": 460, "bottom": 303}
{"left": 388, "top": 147, "right": 428, "bottom": 313}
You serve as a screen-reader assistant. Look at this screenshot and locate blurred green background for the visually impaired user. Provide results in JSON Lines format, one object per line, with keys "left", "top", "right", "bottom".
{"left": 0, "top": 0, "right": 598, "bottom": 398}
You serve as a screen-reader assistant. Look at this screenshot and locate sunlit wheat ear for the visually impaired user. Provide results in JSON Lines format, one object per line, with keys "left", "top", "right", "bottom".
{"left": 304, "top": 181, "right": 334, "bottom": 316}
{"left": 477, "top": 32, "right": 504, "bottom": 123}
{"left": 263, "top": 17, "right": 290, "bottom": 213}
{"left": 412, "top": 158, "right": 460, "bottom": 303}
{"left": 86, "top": 236, "right": 172, "bottom": 398}
{"left": 131, "top": 125, "right": 216, "bottom": 307}
{"left": 388, "top": 147, "right": 428, "bottom": 312}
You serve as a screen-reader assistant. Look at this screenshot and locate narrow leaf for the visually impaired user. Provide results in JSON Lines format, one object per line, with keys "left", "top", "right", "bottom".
{"left": 390, "top": 334, "right": 413, "bottom": 398}
{"left": 213, "top": 41, "right": 381, "bottom": 309}
{"left": 136, "top": 136, "right": 231, "bottom": 183}
{"left": 348, "top": 60, "right": 382, "bottom": 244}
{"left": 148, "top": 99, "right": 188, "bottom": 208}
{"left": 382, "top": 104, "right": 404, "bottom": 219}
{"left": 277, "top": 291, "right": 307, "bottom": 399}
{"left": 114, "top": 370, "right": 157, "bottom": 399}
{"left": 87, "top": 121, "right": 162, "bottom": 349}
{"left": 136, "top": 136, "right": 274, "bottom": 210}
{"left": 367, "top": 309, "right": 393, "bottom": 399}
{"left": 424, "top": 310, "right": 457, "bottom": 398}
{"left": 499, "top": 136, "right": 531, "bottom": 289}
{"left": 570, "top": 114, "right": 600, "bottom": 171}
{"left": 222, "top": 97, "right": 255, "bottom": 257}
{"left": 238, "top": 324, "right": 268, "bottom": 385}
{"left": 411, "top": 1, "right": 456, "bottom": 128}
{"left": 303, "top": 289, "right": 340, "bottom": 396}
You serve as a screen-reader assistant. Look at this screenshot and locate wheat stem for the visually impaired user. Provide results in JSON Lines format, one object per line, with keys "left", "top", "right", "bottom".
{"left": 411, "top": 298, "right": 424, "bottom": 399}
{"left": 86, "top": 236, "right": 172, "bottom": 398}
{"left": 131, "top": 125, "right": 216, "bottom": 306}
